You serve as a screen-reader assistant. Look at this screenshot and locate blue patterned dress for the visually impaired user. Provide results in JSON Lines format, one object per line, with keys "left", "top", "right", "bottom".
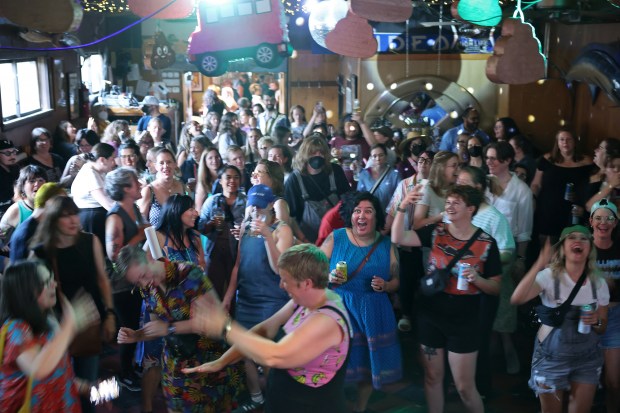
{"left": 328, "top": 228, "right": 402, "bottom": 388}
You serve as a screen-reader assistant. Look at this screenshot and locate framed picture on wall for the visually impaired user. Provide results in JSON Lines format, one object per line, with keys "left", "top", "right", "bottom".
{"left": 190, "top": 72, "right": 203, "bottom": 92}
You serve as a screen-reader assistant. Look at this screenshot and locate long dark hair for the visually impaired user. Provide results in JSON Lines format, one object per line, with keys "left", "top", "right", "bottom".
{"left": 345, "top": 191, "right": 386, "bottom": 231}
{"left": 30, "top": 196, "right": 80, "bottom": 255}
{"left": 0, "top": 260, "right": 51, "bottom": 335}
{"left": 156, "top": 194, "right": 199, "bottom": 253}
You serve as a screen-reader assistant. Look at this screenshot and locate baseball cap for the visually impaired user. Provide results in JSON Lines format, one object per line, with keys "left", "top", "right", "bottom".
{"left": 0, "top": 139, "right": 15, "bottom": 151}
{"left": 590, "top": 198, "right": 618, "bottom": 217}
{"left": 141, "top": 96, "right": 160, "bottom": 106}
{"left": 247, "top": 184, "right": 276, "bottom": 209}
{"left": 556, "top": 225, "right": 592, "bottom": 245}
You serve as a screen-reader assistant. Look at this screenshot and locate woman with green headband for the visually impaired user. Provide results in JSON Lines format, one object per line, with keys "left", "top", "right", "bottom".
{"left": 512, "top": 224, "right": 610, "bottom": 413}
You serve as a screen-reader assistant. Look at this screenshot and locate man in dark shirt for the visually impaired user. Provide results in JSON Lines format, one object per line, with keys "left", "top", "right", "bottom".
{"left": 0, "top": 139, "right": 19, "bottom": 218}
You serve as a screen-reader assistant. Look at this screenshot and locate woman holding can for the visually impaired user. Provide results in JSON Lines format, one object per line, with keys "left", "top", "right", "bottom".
{"left": 392, "top": 185, "right": 502, "bottom": 413}
{"left": 530, "top": 128, "right": 594, "bottom": 244}
{"left": 320, "top": 191, "right": 401, "bottom": 413}
{"left": 511, "top": 225, "right": 609, "bottom": 413}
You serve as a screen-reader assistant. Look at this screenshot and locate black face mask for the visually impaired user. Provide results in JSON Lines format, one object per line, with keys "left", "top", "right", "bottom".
{"left": 308, "top": 156, "right": 326, "bottom": 170}
{"left": 468, "top": 146, "right": 483, "bottom": 158}
{"left": 410, "top": 144, "right": 425, "bottom": 157}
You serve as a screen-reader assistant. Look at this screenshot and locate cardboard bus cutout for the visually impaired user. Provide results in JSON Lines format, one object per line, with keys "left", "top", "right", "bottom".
{"left": 187, "top": 0, "right": 293, "bottom": 77}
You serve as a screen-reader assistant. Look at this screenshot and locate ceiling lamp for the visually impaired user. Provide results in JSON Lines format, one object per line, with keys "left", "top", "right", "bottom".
{"left": 308, "top": 0, "right": 349, "bottom": 48}
{"left": 456, "top": 0, "right": 502, "bottom": 27}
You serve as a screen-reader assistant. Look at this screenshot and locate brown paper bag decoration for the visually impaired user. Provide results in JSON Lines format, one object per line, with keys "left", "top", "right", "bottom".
{"left": 486, "top": 18, "right": 547, "bottom": 84}
{"left": 325, "top": 11, "right": 378, "bottom": 58}
{"left": 350, "top": 0, "right": 412, "bottom": 23}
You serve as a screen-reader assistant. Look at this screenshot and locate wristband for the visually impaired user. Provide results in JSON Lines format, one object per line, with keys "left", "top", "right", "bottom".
{"left": 222, "top": 317, "right": 233, "bottom": 341}
{"left": 167, "top": 323, "right": 176, "bottom": 335}
{"left": 105, "top": 308, "right": 116, "bottom": 318}
{"left": 396, "top": 206, "right": 407, "bottom": 213}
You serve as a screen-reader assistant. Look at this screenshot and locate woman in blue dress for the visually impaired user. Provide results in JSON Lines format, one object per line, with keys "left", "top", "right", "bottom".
{"left": 226, "top": 184, "right": 294, "bottom": 411}
{"left": 320, "top": 191, "right": 402, "bottom": 413}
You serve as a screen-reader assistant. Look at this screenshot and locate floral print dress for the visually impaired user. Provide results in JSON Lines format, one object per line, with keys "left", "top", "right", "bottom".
{"left": 140, "top": 260, "right": 243, "bottom": 412}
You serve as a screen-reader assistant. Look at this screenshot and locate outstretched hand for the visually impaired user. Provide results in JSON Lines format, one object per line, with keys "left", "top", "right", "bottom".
{"left": 60, "top": 290, "right": 100, "bottom": 334}
{"left": 190, "top": 293, "right": 227, "bottom": 338}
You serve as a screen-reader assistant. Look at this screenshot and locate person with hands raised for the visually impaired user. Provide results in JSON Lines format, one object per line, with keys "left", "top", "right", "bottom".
{"left": 511, "top": 225, "right": 609, "bottom": 413}
{"left": 184, "top": 244, "right": 352, "bottom": 413}
{"left": 392, "top": 185, "right": 502, "bottom": 413}
{"left": 0, "top": 260, "right": 100, "bottom": 413}
{"left": 114, "top": 244, "right": 242, "bottom": 413}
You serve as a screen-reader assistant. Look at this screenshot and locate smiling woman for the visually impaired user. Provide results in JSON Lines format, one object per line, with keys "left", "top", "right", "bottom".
{"left": 511, "top": 224, "right": 610, "bottom": 413}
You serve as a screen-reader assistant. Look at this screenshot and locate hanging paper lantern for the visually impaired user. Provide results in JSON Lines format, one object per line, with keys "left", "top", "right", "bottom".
{"left": 456, "top": 0, "right": 502, "bottom": 27}
{"left": 308, "top": 0, "right": 349, "bottom": 48}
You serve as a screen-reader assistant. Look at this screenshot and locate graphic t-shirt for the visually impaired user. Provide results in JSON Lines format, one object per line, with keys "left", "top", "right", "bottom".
{"left": 596, "top": 245, "right": 620, "bottom": 302}
{"left": 417, "top": 223, "right": 502, "bottom": 295}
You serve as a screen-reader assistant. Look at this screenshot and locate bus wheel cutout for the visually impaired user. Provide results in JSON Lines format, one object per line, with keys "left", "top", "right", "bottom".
{"left": 255, "top": 43, "right": 280, "bottom": 68}
{"left": 198, "top": 53, "right": 228, "bottom": 77}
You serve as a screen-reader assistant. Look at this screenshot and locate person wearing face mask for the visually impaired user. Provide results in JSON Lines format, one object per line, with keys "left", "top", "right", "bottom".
{"left": 466, "top": 136, "right": 488, "bottom": 173}
{"left": 136, "top": 96, "right": 173, "bottom": 144}
{"left": 284, "top": 135, "right": 351, "bottom": 243}
{"left": 439, "top": 107, "right": 490, "bottom": 153}
{"left": 397, "top": 132, "right": 430, "bottom": 179}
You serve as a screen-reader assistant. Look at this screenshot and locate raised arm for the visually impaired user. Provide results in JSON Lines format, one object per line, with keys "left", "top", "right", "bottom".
{"left": 391, "top": 190, "right": 423, "bottom": 247}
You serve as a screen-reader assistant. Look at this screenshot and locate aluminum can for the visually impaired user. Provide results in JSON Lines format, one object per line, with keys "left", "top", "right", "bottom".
{"left": 578, "top": 304, "right": 593, "bottom": 334}
{"left": 336, "top": 261, "right": 348, "bottom": 282}
{"left": 457, "top": 263, "right": 470, "bottom": 291}
{"left": 564, "top": 182, "right": 575, "bottom": 202}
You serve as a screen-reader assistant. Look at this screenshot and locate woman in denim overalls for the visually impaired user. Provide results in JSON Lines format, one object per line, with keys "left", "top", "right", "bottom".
{"left": 512, "top": 225, "right": 610, "bottom": 413}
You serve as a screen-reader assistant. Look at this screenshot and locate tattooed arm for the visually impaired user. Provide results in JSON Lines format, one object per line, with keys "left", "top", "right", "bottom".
{"left": 105, "top": 214, "right": 124, "bottom": 262}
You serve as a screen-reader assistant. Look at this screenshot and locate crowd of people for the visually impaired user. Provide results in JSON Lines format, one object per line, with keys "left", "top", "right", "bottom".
{"left": 0, "top": 88, "right": 619, "bottom": 413}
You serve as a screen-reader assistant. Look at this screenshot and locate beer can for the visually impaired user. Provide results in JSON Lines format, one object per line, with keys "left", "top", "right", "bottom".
{"left": 457, "top": 263, "right": 470, "bottom": 291}
{"left": 336, "top": 261, "right": 348, "bottom": 282}
{"left": 564, "top": 183, "right": 575, "bottom": 202}
{"left": 578, "top": 304, "right": 593, "bottom": 334}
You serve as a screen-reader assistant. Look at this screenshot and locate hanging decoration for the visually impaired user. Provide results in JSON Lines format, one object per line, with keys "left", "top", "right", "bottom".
{"left": 485, "top": 0, "right": 546, "bottom": 84}
{"left": 325, "top": 10, "right": 378, "bottom": 58}
{"left": 308, "top": 0, "right": 349, "bottom": 48}
{"left": 127, "top": 0, "right": 194, "bottom": 19}
{"left": 350, "top": 0, "right": 412, "bottom": 23}
{"left": 1, "top": 0, "right": 83, "bottom": 33}
{"left": 81, "top": 0, "right": 128, "bottom": 13}
{"left": 454, "top": 0, "right": 502, "bottom": 27}
{"left": 144, "top": 31, "right": 176, "bottom": 70}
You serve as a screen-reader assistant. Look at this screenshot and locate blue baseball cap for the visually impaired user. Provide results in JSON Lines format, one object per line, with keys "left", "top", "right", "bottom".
{"left": 247, "top": 184, "right": 276, "bottom": 209}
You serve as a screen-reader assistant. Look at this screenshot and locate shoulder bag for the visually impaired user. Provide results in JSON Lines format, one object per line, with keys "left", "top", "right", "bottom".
{"left": 420, "top": 227, "right": 482, "bottom": 296}
{"left": 534, "top": 269, "right": 590, "bottom": 327}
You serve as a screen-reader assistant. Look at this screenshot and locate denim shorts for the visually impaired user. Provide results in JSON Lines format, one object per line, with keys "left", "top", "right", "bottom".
{"left": 529, "top": 326, "right": 603, "bottom": 394}
{"left": 600, "top": 305, "right": 620, "bottom": 349}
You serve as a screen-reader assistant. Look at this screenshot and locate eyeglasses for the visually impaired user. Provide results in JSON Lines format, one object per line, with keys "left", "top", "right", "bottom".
{"left": 486, "top": 156, "right": 499, "bottom": 163}
{"left": 0, "top": 149, "right": 18, "bottom": 156}
{"left": 418, "top": 158, "right": 431, "bottom": 164}
{"left": 593, "top": 216, "right": 617, "bottom": 223}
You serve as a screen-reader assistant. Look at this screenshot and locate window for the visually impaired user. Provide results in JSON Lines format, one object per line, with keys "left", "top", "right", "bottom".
{"left": 237, "top": 0, "right": 253, "bottom": 16}
{"left": 0, "top": 58, "right": 50, "bottom": 124}
{"left": 256, "top": 0, "right": 271, "bottom": 14}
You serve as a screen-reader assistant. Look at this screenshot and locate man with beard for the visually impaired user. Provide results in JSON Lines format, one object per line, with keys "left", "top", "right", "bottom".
{"left": 330, "top": 113, "right": 376, "bottom": 186}
{"left": 438, "top": 107, "right": 490, "bottom": 153}
{"left": 137, "top": 96, "right": 173, "bottom": 144}
{"left": 258, "top": 95, "right": 289, "bottom": 138}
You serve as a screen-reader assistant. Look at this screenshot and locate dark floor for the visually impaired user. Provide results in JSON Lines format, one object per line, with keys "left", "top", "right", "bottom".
{"left": 95, "top": 318, "right": 608, "bottom": 413}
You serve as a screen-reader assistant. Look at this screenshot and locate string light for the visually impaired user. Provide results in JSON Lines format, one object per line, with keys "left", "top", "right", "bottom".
{"left": 82, "top": 0, "right": 128, "bottom": 13}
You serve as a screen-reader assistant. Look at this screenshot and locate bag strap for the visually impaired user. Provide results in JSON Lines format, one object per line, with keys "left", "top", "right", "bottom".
{"left": 369, "top": 165, "right": 392, "bottom": 195}
{"left": 293, "top": 170, "right": 310, "bottom": 201}
{"left": 295, "top": 170, "right": 338, "bottom": 207}
{"left": 557, "top": 269, "right": 589, "bottom": 308}
{"left": 348, "top": 235, "right": 382, "bottom": 281}
{"left": 444, "top": 227, "right": 483, "bottom": 272}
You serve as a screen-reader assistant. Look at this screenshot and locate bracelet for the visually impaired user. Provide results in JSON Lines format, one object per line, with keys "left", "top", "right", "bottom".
{"left": 396, "top": 206, "right": 407, "bottom": 213}
{"left": 105, "top": 308, "right": 116, "bottom": 318}
{"left": 167, "top": 323, "right": 177, "bottom": 335}
{"left": 222, "top": 316, "right": 233, "bottom": 342}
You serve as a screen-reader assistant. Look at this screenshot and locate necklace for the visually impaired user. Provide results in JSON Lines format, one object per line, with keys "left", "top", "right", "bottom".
{"left": 351, "top": 228, "right": 375, "bottom": 248}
